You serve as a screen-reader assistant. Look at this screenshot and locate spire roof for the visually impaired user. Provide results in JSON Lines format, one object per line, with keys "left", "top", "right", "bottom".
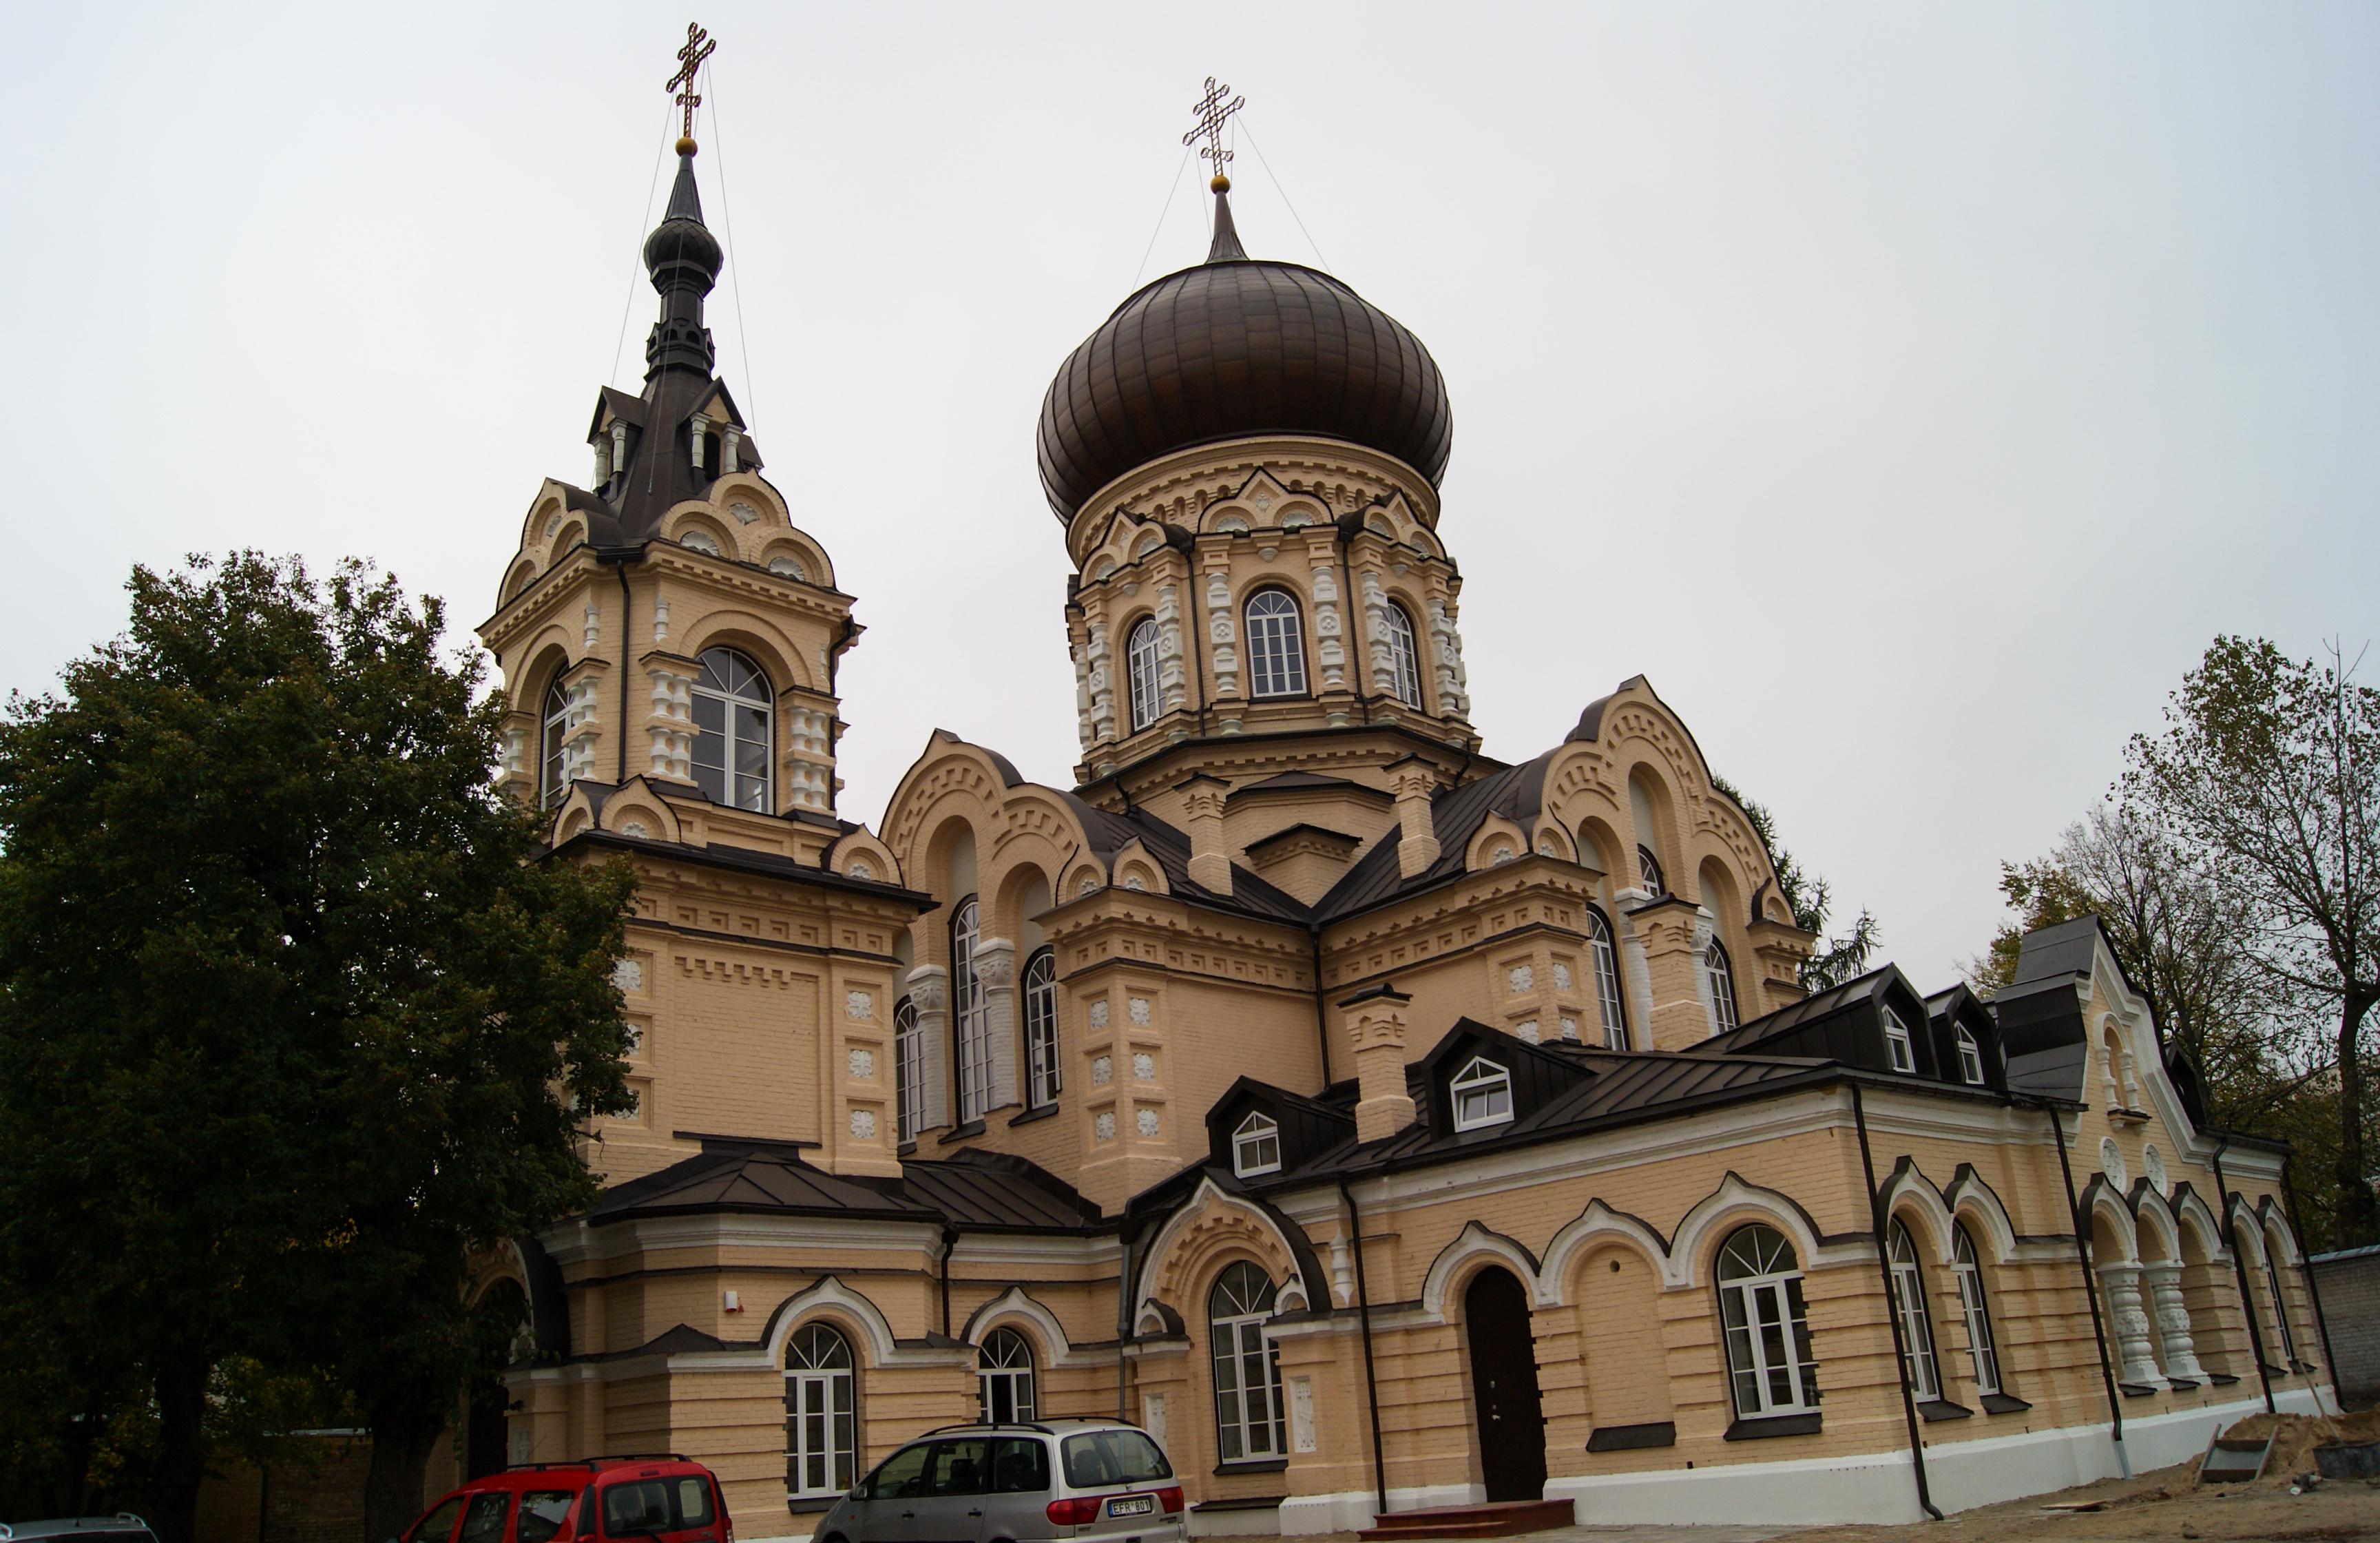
{"left": 1205, "top": 175, "right": 1248, "bottom": 264}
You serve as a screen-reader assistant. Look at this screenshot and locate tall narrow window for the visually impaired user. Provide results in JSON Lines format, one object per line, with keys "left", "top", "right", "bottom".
{"left": 1450, "top": 1057, "right": 1514, "bottom": 1132}
{"left": 1382, "top": 601, "right": 1423, "bottom": 709}
{"left": 1637, "top": 845, "right": 1666, "bottom": 897}
{"left": 893, "top": 995, "right": 923, "bottom": 1145}
{"left": 1244, "top": 590, "right": 1308, "bottom": 698}
{"left": 785, "top": 1324, "right": 856, "bottom": 1498}
{"left": 1023, "top": 947, "right": 1060, "bottom": 1109}
{"left": 2264, "top": 1232, "right": 2299, "bottom": 1365}
{"left": 1704, "top": 938, "right": 1740, "bottom": 1035}
{"left": 1587, "top": 907, "right": 1629, "bottom": 1050}
{"left": 1209, "top": 1263, "right": 1285, "bottom": 1462}
{"left": 691, "top": 647, "right": 772, "bottom": 811}
{"left": 1233, "top": 1112, "right": 1281, "bottom": 1177}
{"left": 1886, "top": 1221, "right": 1942, "bottom": 1400}
{"left": 1126, "top": 618, "right": 1162, "bottom": 733}
{"left": 977, "top": 1328, "right": 1037, "bottom": 1425}
{"left": 539, "top": 678, "right": 572, "bottom": 809}
{"left": 951, "top": 897, "right": 992, "bottom": 1123}
{"left": 1954, "top": 1024, "right": 1987, "bottom": 1086}
{"left": 1883, "top": 1007, "right": 1917, "bottom": 1073}
{"left": 1952, "top": 1225, "right": 2003, "bottom": 1396}
{"left": 1716, "top": 1225, "right": 1819, "bottom": 1418}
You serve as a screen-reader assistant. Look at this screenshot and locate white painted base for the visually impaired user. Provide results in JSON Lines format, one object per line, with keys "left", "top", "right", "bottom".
{"left": 1273, "top": 1483, "right": 1478, "bottom": 1537}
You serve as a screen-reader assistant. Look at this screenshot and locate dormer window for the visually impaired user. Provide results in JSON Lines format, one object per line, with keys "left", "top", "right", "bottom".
{"left": 1450, "top": 1057, "right": 1514, "bottom": 1132}
{"left": 1883, "top": 1006, "right": 1917, "bottom": 1073}
{"left": 1954, "top": 1024, "right": 1986, "bottom": 1085}
{"left": 1232, "top": 1112, "right": 1281, "bottom": 1177}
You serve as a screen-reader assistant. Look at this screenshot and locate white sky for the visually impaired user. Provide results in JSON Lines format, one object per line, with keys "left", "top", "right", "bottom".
{"left": 3, "top": 2, "right": 2374, "bottom": 986}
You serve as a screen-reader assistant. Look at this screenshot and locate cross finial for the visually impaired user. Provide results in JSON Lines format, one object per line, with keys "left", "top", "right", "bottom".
{"left": 1183, "top": 76, "right": 1245, "bottom": 191}
{"left": 666, "top": 22, "right": 716, "bottom": 153}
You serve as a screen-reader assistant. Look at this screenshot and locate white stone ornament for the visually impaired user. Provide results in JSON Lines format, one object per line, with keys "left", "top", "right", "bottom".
{"left": 1132, "top": 1053, "right": 1156, "bottom": 1081}
{"left": 848, "top": 1048, "right": 875, "bottom": 1079}
{"left": 850, "top": 1109, "right": 877, "bottom": 1141}
{"left": 612, "top": 958, "right": 644, "bottom": 993}
{"left": 729, "top": 499, "right": 760, "bottom": 525}
{"left": 619, "top": 819, "right": 649, "bottom": 838}
{"left": 1092, "top": 1056, "right": 1113, "bottom": 1085}
{"left": 2144, "top": 1145, "right": 2168, "bottom": 1192}
{"left": 1129, "top": 997, "right": 1152, "bottom": 1025}
{"left": 1136, "top": 1108, "right": 1160, "bottom": 1138}
{"left": 846, "top": 990, "right": 875, "bottom": 1021}
{"left": 848, "top": 858, "right": 874, "bottom": 880}
{"left": 1516, "top": 1021, "right": 1540, "bottom": 1044}
{"left": 1554, "top": 962, "right": 1574, "bottom": 991}
{"left": 1088, "top": 1000, "right": 1110, "bottom": 1030}
{"left": 1560, "top": 1016, "right": 1580, "bottom": 1042}
{"left": 2100, "top": 1137, "right": 2129, "bottom": 1190}
{"left": 1507, "top": 964, "right": 1534, "bottom": 994}
{"left": 1095, "top": 1112, "right": 1117, "bottom": 1141}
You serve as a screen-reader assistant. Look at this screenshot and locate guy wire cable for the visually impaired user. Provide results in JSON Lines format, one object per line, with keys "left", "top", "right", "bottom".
{"left": 611, "top": 94, "right": 680, "bottom": 388}
{"left": 1235, "top": 114, "right": 1330, "bottom": 273}
{"left": 704, "top": 60, "right": 760, "bottom": 429}
{"left": 1131, "top": 142, "right": 1198, "bottom": 289}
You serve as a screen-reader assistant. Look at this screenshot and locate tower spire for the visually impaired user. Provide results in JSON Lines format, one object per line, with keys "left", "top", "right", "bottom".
{"left": 643, "top": 24, "right": 724, "bottom": 381}
{"left": 1183, "top": 76, "right": 1248, "bottom": 264}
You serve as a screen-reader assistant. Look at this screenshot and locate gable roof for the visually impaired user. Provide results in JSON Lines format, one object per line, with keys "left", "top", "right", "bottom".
{"left": 589, "top": 1139, "right": 1105, "bottom": 1233}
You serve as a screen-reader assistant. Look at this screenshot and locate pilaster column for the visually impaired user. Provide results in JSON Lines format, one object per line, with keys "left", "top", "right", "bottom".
{"left": 973, "top": 938, "right": 1020, "bottom": 1116}
{"left": 1629, "top": 898, "right": 1713, "bottom": 1052}
{"left": 1070, "top": 631, "right": 1098, "bottom": 756}
{"left": 2097, "top": 1261, "right": 2162, "bottom": 1385}
{"left": 1344, "top": 987, "right": 1415, "bottom": 1143}
{"left": 645, "top": 659, "right": 694, "bottom": 781}
{"left": 1202, "top": 560, "right": 1239, "bottom": 717}
{"left": 780, "top": 697, "right": 835, "bottom": 812}
{"left": 1082, "top": 599, "right": 1118, "bottom": 749}
{"left": 906, "top": 964, "right": 952, "bottom": 1136}
{"left": 1359, "top": 567, "right": 1397, "bottom": 701}
{"left": 1155, "top": 581, "right": 1186, "bottom": 722}
{"left": 2143, "top": 1262, "right": 2206, "bottom": 1381}
{"left": 1305, "top": 535, "right": 1348, "bottom": 706}
{"left": 689, "top": 411, "right": 711, "bottom": 471}
{"left": 1426, "top": 593, "right": 1470, "bottom": 721}
{"left": 720, "top": 425, "right": 741, "bottom": 475}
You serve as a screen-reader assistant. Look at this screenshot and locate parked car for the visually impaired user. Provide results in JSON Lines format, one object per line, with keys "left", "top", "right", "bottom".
{"left": 815, "top": 1420, "right": 1183, "bottom": 1543}
{"left": 395, "top": 1455, "right": 731, "bottom": 1543}
{"left": 0, "top": 1518, "right": 158, "bottom": 1543}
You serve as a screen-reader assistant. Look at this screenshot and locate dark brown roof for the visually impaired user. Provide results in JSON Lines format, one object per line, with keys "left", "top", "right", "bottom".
{"left": 592, "top": 1141, "right": 1107, "bottom": 1232}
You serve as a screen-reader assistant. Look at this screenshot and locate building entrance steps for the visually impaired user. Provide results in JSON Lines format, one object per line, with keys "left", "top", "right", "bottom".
{"left": 1357, "top": 1498, "right": 1577, "bottom": 1540}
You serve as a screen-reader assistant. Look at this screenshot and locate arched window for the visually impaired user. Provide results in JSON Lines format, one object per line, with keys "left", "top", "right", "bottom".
{"left": 692, "top": 647, "right": 771, "bottom": 811}
{"left": 1587, "top": 907, "right": 1629, "bottom": 1050}
{"left": 1954, "top": 1024, "right": 1987, "bottom": 1086}
{"left": 1382, "top": 601, "right": 1423, "bottom": 709}
{"left": 1023, "top": 947, "right": 1060, "bottom": 1110}
{"left": 539, "top": 678, "right": 572, "bottom": 810}
{"left": 1716, "top": 1224, "right": 1818, "bottom": 1418}
{"left": 2264, "top": 1228, "right": 2299, "bottom": 1365}
{"left": 1450, "top": 1057, "right": 1513, "bottom": 1132}
{"left": 1952, "top": 1224, "right": 2003, "bottom": 1396}
{"left": 1637, "top": 845, "right": 1666, "bottom": 897}
{"left": 1244, "top": 590, "right": 1308, "bottom": 698}
{"left": 1126, "top": 618, "right": 1163, "bottom": 733}
{"left": 951, "top": 897, "right": 991, "bottom": 1123}
{"left": 977, "top": 1327, "right": 1036, "bottom": 1424}
{"left": 1209, "top": 1262, "right": 1285, "bottom": 1462}
{"left": 1883, "top": 1006, "right": 1917, "bottom": 1073}
{"left": 1704, "top": 938, "right": 1740, "bottom": 1035}
{"left": 785, "top": 1323, "right": 856, "bottom": 1498}
{"left": 1886, "top": 1221, "right": 1941, "bottom": 1400}
{"left": 1233, "top": 1112, "right": 1281, "bottom": 1177}
{"left": 893, "top": 995, "right": 923, "bottom": 1145}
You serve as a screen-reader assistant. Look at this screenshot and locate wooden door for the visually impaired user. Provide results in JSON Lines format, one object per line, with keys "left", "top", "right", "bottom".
{"left": 1463, "top": 1267, "right": 1547, "bottom": 1502}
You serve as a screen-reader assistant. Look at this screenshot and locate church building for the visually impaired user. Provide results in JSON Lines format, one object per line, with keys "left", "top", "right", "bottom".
{"left": 460, "top": 74, "right": 2335, "bottom": 1535}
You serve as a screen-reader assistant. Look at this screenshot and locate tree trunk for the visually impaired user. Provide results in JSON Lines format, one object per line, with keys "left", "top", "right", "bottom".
{"left": 150, "top": 1356, "right": 211, "bottom": 1543}
{"left": 2337, "top": 993, "right": 2377, "bottom": 1249}
{"left": 363, "top": 1407, "right": 444, "bottom": 1543}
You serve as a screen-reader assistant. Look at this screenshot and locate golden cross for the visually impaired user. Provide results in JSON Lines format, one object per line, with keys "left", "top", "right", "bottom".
{"left": 666, "top": 22, "right": 716, "bottom": 145}
{"left": 1183, "top": 76, "right": 1245, "bottom": 183}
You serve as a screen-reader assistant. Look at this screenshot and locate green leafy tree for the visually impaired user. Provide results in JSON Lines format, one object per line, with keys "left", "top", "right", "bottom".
{"left": 0, "top": 555, "right": 634, "bottom": 1543}
{"left": 1711, "top": 775, "right": 1880, "bottom": 992}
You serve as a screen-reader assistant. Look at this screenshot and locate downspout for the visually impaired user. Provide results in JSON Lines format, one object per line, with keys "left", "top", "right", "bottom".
{"left": 1309, "top": 923, "right": 1333, "bottom": 1086}
{"left": 1116, "top": 1225, "right": 1135, "bottom": 1422}
{"left": 1850, "top": 1084, "right": 1941, "bottom": 1521}
{"left": 939, "top": 1223, "right": 959, "bottom": 1340}
{"left": 614, "top": 559, "right": 634, "bottom": 783}
{"left": 2282, "top": 1152, "right": 2342, "bottom": 1415}
{"left": 2210, "top": 1138, "right": 2276, "bottom": 1414}
{"left": 2037, "top": 1097, "right": 2130, "bottom": 1473}
{"left": 1337, "top": 1178, "right": 1388, "bottom": 1520}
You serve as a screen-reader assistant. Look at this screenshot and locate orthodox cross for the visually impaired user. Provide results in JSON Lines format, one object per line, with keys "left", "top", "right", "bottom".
{"left": 1183, "top": 76, "right": 1245, "bottom": 179}
{"left": 667, "top": 23, "right": 716, "bottom": 143}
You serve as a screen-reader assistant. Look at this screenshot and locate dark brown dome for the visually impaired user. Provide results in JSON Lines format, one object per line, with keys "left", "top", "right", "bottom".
{"left": 1036, "top": 240, "right": 1453, "bottom": 522}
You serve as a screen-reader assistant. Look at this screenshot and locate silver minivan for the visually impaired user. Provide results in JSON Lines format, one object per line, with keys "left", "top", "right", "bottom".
{"left": 814, "top": 1420, "right": 1184, "bottom": 1543}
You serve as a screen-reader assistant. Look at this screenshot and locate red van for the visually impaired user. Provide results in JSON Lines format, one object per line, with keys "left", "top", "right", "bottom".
{"left": 397, "top": 1457, "right": 731, "bottom": 1543}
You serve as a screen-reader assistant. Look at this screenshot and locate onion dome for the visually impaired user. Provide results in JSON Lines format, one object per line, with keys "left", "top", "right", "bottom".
{"left": 643, "top": 148, "right": 722, "bottom": 378}
{"left": 1036, "top": 180, "right": 1453, "bottom": 522}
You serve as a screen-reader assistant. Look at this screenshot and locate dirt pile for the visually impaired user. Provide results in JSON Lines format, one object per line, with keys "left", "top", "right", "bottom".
{"left": 2215, "top": 1408, "right": 2380, "bottom": 1485}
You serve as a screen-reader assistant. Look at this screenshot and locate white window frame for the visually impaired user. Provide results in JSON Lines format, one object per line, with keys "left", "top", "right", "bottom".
{"left": 1704, "top": 938, "right": 1740, "bottom": 1035}
{"left": 1587, "top": 907, "right": 1629, "bottom": 1050}
{"left": 1716, "top": 1224, "right": 1819, "bottom": 1418}
{"left": 1126, "top": 617, "right": 1162, "bottom": 733}
{"left": 539, "top": 677, "right": 572, "bottom": 810}
{"left": 1244, "top": 589, "right": 1308, "bottom": 698}
{"left": 2264, "top": 1231, "right": 2299, "bottom": 1364}
{"left": 1023, "top": 948, "right": 1060, "bottom": 1109}
{"left": 1887, "top": 1220, "right": 1942, "bottom": 1400}
{"left": 1382, "top": 601, "right": 1423, "bottom": 709}
{"left": 1233, "top": 1112, "right": 1282, "bottom": 1177}
{"left": 951, "top": 897, "right": 992, "bottom": 1123}
{"left": 1209, "top": 1263, "right": 1285, "bottom": 1462}
{"left": 1637, "top": 844, "right": 1665, "bottom": 896}
{"left": 1952, "top": 1225, "right": 2003, "bottom": 1397}
{"left": 1883, "top": 1007, "right": 1917, "bottom": 1073}
{"left": 1450, "top": 1056, "right": 1514, "bottom": 1132}
{"left": 691, "top": 646, "right": 773, "bottom": 812}
{"left": 1954, "top": 1024, "right": 1986, "bottom": 1086}
{"left": 785, "top": 1323, "right": 856, "bottom": 1498}
{"left": 977, "top": 1327, "right": 1037, "bottom": 1425}
{"left": 893, "top": 995, "right": 923, "bottom": 1145}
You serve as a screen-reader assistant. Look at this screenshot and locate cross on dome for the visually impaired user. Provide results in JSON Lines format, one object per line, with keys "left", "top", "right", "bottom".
{"left": 1183, "top": 76, "right": 1244, "bottom": 191}
{"left": 667, "top": 21, "right": 716, "bottom": 152}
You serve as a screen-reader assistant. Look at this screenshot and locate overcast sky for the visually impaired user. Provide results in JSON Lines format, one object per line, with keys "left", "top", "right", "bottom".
{"left": 3, "top": 2, "right": 2374, "bottom": 985}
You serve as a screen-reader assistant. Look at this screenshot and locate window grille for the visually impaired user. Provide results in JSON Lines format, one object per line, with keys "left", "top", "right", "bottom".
{"left": 540, "top": 678, "right": 572, "bottom": 809}
{"left": 1952, "top": 1225, "right": 2003, "bottom": 1396}
{"left": 1883, "top": 1007, "right": 1917, "bottom": 1073}
{"left": 691, "top": 647, "right": 772, "bottom": 811}
{"left": 1233, "top": 1112, "right": 1281, "bottom": 1177}
{"left": 952, "top": 898, "right": 991, "bottom": 1123}
{"left": 1954, "top": 1024, "right": 1986, "bottom": 1085}
{"left": 977, "top": 1328, "right": 1037, "bottom": 1424}
{"left": 1244, "top": 590, "right": 1308, "bottom": 698}
{"left": 1716, "top": 1224, "right": 1819, "bottom": 1418}
{"left": 1637, "top": 845, "right": 1665, "bottom": 896}
{"left": 1127, "top": 618, "right": 1162, "bottom": 732}
{"left": 785, "top": 1324, "right": 856, "bottom": 1497}
{"left": 1023, "top": 948, "right": 1060, "bottom": 1109}
{"left": 894, "top": 995, "right": 923, "bottom": 1143}
{"left": 1704, "top": 938, "right": 1739, "bottom": 1035}
{"left": 1209, "top": 1263, "right": 1285, "bottom": 1462}
{"left": 1450, "top": 1056, "right": 1514, "bottom": 1131}
{"left": 1887, "top": 1220, "right": 1941, "bottom": 1400}
{"left": 1587, "top": 907, "right": 1628, "bottom": 1050}
{"left": 1382, "top": 601, "right": 1423, "bottom": 708}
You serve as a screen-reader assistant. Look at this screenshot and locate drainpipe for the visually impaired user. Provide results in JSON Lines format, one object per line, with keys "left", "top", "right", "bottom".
{"left": 2211, "top": 1139, "right": 2276, "bottom": 1414}
{"left": 1338, "top": 1178, "right": 1388, "bottom": 1520}
{"left": 2036, "top": 1097, "right": 2130, "bottom": 1474}
{"left": 1308, "top": 924, "right": 1334, "bottom": 1086}
{"left": 938, "top": 1224, "right": 959, "bottom": 1340}
{"left": 1850, "top": 1084, "right": 1941, "bottom": 1521}
{"left": 1116, "top": 1225, "right": 1135, "bottom": 1423}
{"left": 613, "top": 560, "right": 634, "bottom": 783}
{"left": 2281, "top": 1154, "right": 2341, "bottom": 1416}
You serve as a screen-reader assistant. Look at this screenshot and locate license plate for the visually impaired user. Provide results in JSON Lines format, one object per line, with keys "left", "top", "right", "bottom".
{"left": 1107, "top": 1495, "right": 1155, "bottom": 1517}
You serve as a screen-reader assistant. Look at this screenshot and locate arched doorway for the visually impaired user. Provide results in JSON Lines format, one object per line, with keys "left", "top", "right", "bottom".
{"left": 1463, "top": 1267, "right": 1545, "bottom": 1502}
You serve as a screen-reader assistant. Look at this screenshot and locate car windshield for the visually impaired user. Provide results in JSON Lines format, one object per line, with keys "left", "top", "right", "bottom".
{"left": 600, "top": 1478, "right": 713, "bottom": 1537}
{"left": 1059, "top": 1431, "right": 1171, "bottom": 1489}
